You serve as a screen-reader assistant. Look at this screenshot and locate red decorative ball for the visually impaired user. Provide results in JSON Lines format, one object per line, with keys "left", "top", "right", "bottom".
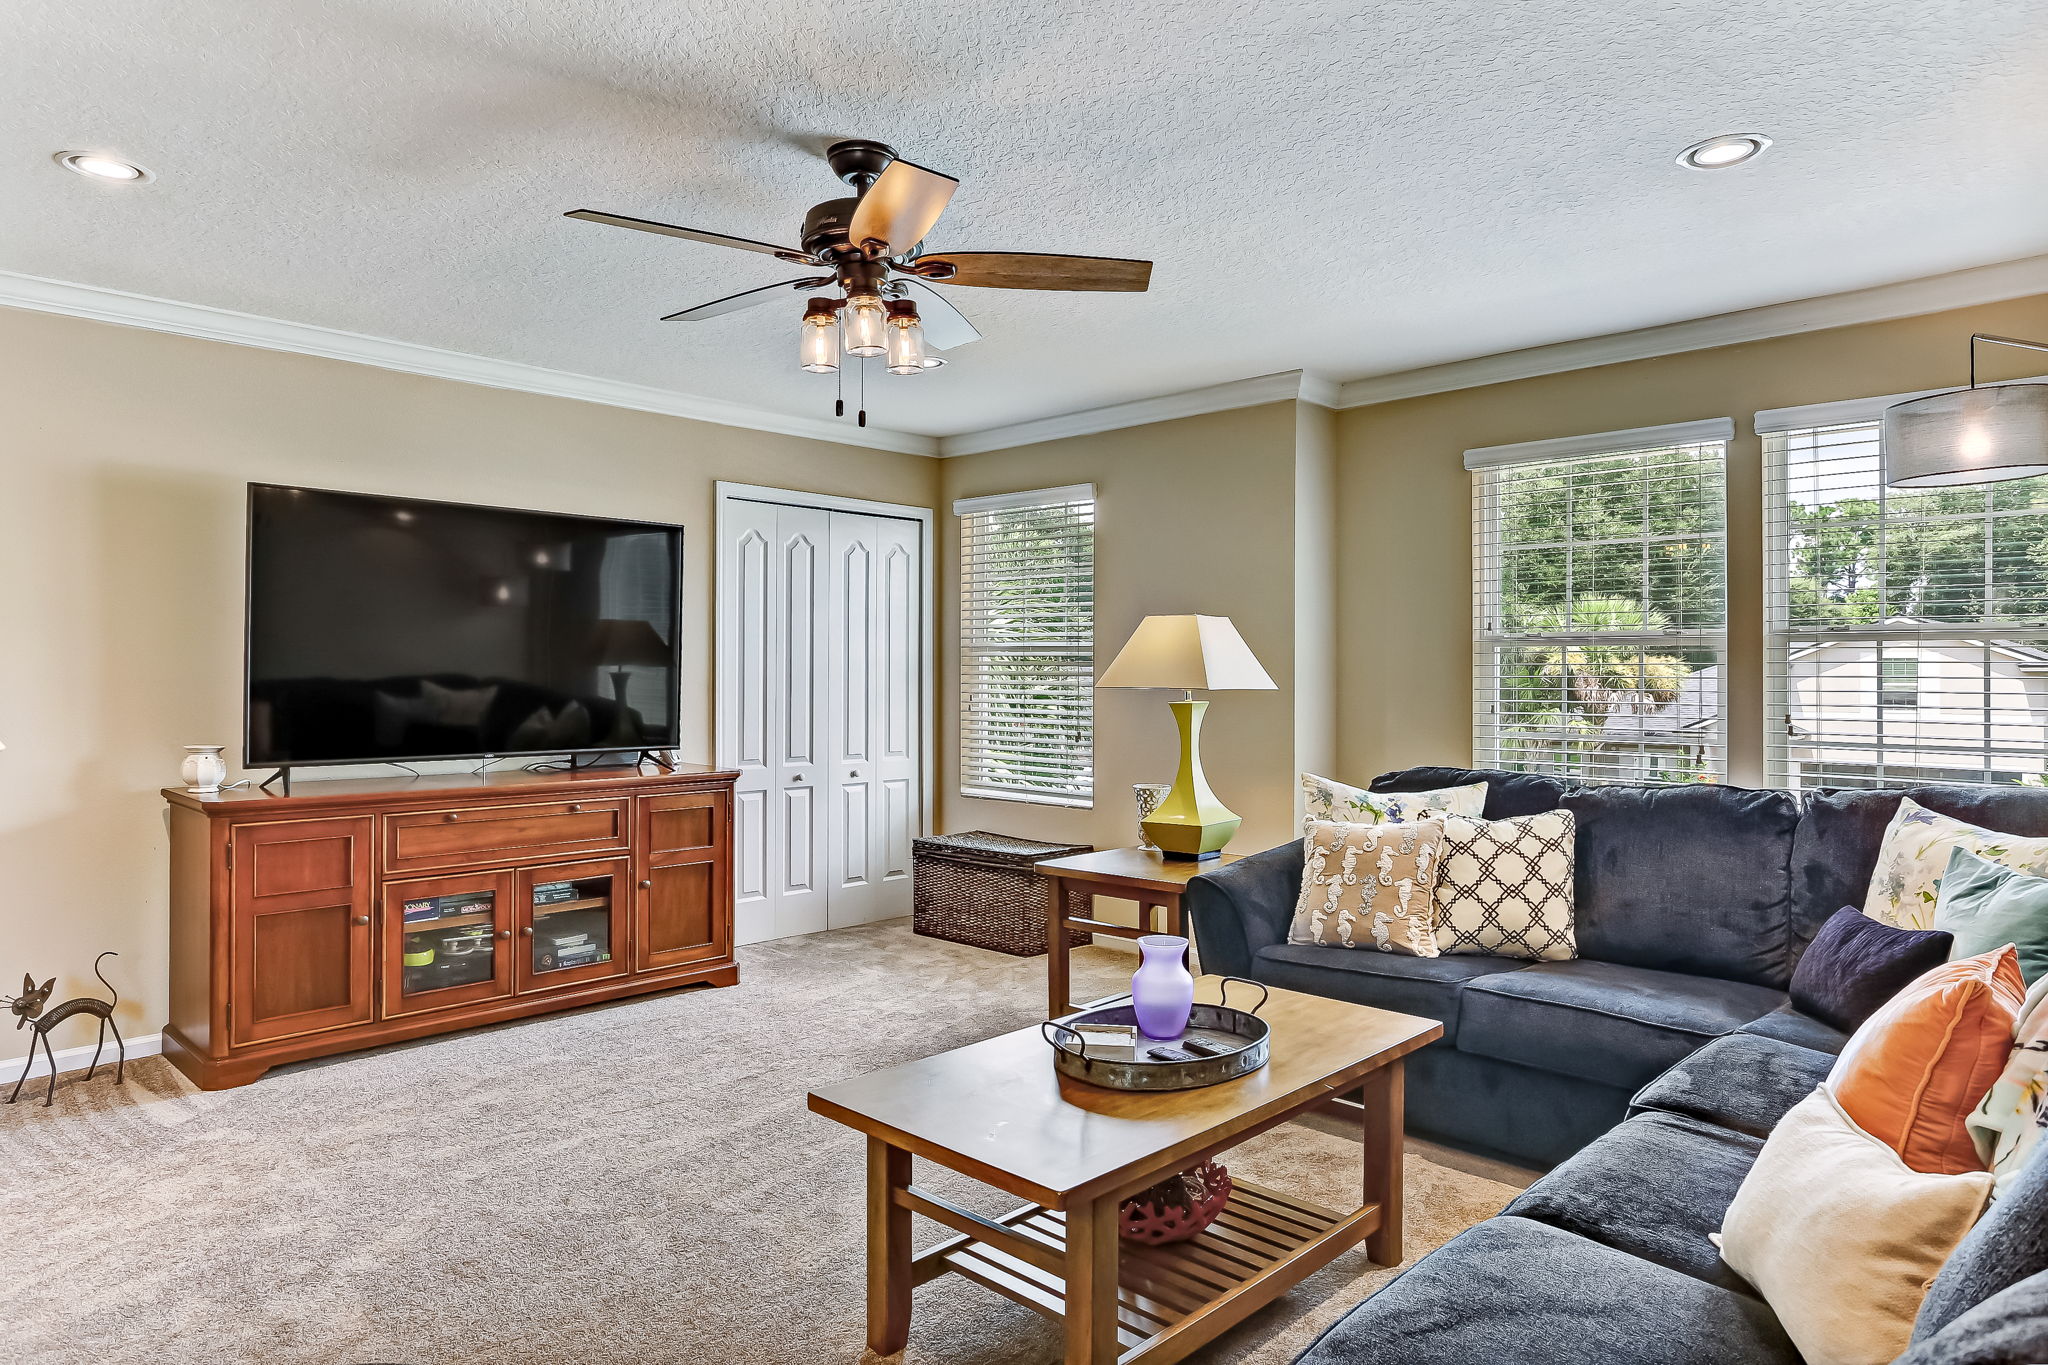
{"left": 1118, "top": 1161, "right": 1232, "bottom": 1244}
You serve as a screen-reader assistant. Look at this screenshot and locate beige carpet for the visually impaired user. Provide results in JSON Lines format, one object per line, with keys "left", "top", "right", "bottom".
{"left": 0, "top": 923, "right": 1527, "bottom": 1364}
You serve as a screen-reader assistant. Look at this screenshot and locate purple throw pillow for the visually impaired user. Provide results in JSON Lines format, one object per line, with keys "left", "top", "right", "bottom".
{"left": 1790, "top": 906, "right": 1956, "bottom": 1033}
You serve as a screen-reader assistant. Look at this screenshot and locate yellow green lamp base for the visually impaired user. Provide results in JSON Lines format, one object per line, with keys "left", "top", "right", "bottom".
{"left": 1139, "top": 698, "right": 1241, "bottom": 861}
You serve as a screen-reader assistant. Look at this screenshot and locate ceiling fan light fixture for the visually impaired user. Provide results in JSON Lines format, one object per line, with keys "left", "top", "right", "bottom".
{"left": 843, "top": 293, "right": 887, "bottom": 358}
{"left": 884, "top": 299, "right": 927, "bottom": 376}
{"left": 1676, "top": 133, "right": 1771, "bottom": 170}
{"left": 797, "top": 297, "right": 841, "bottom": 373}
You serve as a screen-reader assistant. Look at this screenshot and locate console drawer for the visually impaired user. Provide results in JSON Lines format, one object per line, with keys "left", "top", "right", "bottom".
{"left": 383, "top": 799, "right": 629, "bottom": 873}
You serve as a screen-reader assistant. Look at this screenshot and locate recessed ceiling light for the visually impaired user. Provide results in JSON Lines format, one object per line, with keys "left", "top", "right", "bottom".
{"left": 54, "top": 150, "right": 153, "bottom": 183}
{"left": 1676, "top": 134, "right": 1771, "bottom": 170}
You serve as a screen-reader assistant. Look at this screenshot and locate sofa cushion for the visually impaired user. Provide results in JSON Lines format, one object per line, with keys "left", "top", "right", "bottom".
{"left": 1791, "top": 786, "right": 2048, "bottom": 968}
{"left": 1294, "top": 1216, "right": 1800, "bottom": 1365}
{"left": 1504, "top": 1111, "right": 1762, "bottom": 1292}
{"left": 1370, "top": 765, "right": 1572, "bottom": 820}
{"left": 1900, "top": 1269, "right": 2048, "bottom": 1365}
{"left": 1459, "top": 959, "right": 1785, "bottom": 1089}
{"left": 1916, "top": 1136, "right": 2048, "bottom": 1341}
{"left": 1253, "top": 944, "right": 1523, "bottom": 1044}
{"left": 1562, "top": 783, "right": 1801, "bottom": 988}
{"left": 1790, "top": 904, "right": 1955, "bottom": 1032}
{"left": 1630, "top": 1031, "right": 1836, "bottom": 1140}
{"left": 1735, "top": 1002, "right": 1850, "bottom": 1055}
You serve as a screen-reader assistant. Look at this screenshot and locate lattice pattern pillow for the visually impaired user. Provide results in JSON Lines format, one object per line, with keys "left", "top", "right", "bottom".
{"left": 1299, "top": 772, "right": 1487, "bottom": 835}
{"left": 1433, "top": 810, "right": 1577, "bottom": 960}
{"left": 1288, "top": 819, "right": 1446, "bottom": 955}
{"left": 1864, "top": 797, "right": 2048, "bottom": 930}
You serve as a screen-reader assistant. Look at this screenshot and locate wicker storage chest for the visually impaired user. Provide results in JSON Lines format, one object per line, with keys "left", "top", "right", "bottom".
{"left": 913, "top": 830, "right": 1094, "bottom": 956}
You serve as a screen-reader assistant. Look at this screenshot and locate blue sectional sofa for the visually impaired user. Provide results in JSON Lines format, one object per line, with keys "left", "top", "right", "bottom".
{"left": 1186, "top": 766, "right": 2048, "bottom": 1363}
{"left": 1186, "top": 765, "right": 2048, "bottom": 1167}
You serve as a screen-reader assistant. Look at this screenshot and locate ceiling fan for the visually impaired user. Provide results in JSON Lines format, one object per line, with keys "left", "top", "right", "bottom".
{"left": 566, "top": 139, "right": 1152, "bottom": 423}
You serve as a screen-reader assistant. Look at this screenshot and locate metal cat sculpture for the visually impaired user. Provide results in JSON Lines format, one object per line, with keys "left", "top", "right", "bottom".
{"left": 6, "top": 951, "right": 125, "bottom": 1107}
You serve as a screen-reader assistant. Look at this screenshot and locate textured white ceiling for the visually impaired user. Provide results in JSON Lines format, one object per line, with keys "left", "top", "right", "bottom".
{"left": 5, "top": 0, "right": 2047, "bottom": 439}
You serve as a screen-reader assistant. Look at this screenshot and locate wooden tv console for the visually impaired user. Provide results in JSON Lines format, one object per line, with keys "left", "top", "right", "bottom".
{"left": 162, "top": 763, "right": 738, "bottom": 1089}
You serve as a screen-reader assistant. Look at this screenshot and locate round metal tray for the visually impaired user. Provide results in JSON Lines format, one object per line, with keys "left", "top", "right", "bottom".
{"left": 1042, "top": 977, "right": 1270, "bottom": 1091}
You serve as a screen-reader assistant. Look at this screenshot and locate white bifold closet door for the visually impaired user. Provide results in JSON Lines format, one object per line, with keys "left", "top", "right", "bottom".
{"left": 720, "top": 499, "right": 920, "bottom": 943}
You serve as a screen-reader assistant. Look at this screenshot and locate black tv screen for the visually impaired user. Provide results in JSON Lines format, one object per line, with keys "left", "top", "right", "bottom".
{"left": 246, "top": 484, "right": 683, "bottom": 767}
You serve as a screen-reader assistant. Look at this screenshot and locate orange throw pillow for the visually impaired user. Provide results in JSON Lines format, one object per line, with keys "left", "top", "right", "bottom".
{"left": 1828, "top": 944, "right": 2025, "bottom": 1174}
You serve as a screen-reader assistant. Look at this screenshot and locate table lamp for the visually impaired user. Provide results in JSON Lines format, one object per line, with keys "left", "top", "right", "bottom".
{"left": 1098, "top": 615, "right": 1275, "bottom": 860}
{"left": 589, "top": 618, "right": 673, "bottom": 710}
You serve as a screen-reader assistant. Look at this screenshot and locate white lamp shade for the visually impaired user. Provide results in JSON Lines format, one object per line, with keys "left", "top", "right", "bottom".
{"left": 1881, "top": 384, "right": 2048, "bottom": 487}
{"left": 1098, "top": 614, "right": 1277, "bottom": 691}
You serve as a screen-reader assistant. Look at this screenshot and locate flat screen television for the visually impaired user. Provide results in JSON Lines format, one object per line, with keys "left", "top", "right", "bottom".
{"left": 245, "top": 483, "right": 683, "bottom": 769}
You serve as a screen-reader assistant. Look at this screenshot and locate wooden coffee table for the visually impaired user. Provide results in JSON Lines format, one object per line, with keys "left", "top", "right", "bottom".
{"left": 807, "top": 978, "right": 1441, "bottom": 1364}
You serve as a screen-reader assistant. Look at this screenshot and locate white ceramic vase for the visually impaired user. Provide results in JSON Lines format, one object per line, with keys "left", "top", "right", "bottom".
{"left": 181, "top": 745, "right": 228, "bottom": 793}
{"left": 1133, "top": 782, "right": 1171, "bottom": 850}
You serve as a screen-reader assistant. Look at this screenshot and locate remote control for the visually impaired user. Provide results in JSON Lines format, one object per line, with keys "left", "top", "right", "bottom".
{"left": 1147, "top": 1045, "right": 1198, "bottom": 1062}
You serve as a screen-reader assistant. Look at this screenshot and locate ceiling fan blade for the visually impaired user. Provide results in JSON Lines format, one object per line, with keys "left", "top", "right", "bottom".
{"left": 847, "top": 159, "right": 958, "bottom": 257}
{"left": 898, "top": 279, "right": 981, "bottom": 350}
{"left": 912, "top": 251, "right": 1151, "bottom": 292}
{"left": 566, "top": 210, "right": 810, "bottom": 262}
{"left": 661, "top": 277, "right": 835, "bottom": 322}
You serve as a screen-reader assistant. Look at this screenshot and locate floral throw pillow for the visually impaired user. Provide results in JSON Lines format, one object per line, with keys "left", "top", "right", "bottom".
{"left": 1433, "top": 810, "right": 1577, "bottom": 961}
{"left": 1288, "top": 819, "right": 1446, "bottom": 954}
{"left": 1863, "top": 798, "right": 2048, "bottom": 930}
{"left": 1968, "top": 974, "right": 2048, "bottom": 1195}
{"left": 1299, "top": 772, "right": 1487, "bottom": 835}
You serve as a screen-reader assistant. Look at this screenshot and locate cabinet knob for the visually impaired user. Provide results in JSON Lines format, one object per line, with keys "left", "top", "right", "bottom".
{"left": 639, "top": 879, "right": 653, "bottom": 890}
{"left": 520, "top": 926, "right": 534, "bottom": 937}
{"left": 568, "top": 804, "right": 582, "bottom": 813}
{"left": 353, "top": 915, "right": 370, "bottom": 926}
{"left": 495, "top": 930, "right": 512, "bottom": 941}
{"left": 443, "top": 813, "right": 459, "bottom": 823}
{"left": 849, "top": 771, "right": 861, "bottom": 780}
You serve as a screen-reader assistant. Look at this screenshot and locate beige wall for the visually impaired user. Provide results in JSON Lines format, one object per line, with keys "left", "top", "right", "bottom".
{"left": 937, "top": 401, "right": 1326, "bottom": 863}
{"left": 1337, "top": 290, "right": 2048, "bottom": 790}
{"left": 0, "top": 305, "right": 938, "bottom": 1063}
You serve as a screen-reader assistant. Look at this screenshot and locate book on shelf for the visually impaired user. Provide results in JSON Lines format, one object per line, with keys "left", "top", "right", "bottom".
{"left": 532, "top": 881, "right": 581, "bottom": 906}
{"left": 402, "top": 898, "right": 440, "bottom": 923}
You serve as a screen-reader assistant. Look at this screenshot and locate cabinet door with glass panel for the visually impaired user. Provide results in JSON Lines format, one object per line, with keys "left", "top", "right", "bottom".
{"left": 382, "top": 870, "right": 516, "bottom": 1017}
{"left": 516, "top": 858, "right": 630, "bottom": 992}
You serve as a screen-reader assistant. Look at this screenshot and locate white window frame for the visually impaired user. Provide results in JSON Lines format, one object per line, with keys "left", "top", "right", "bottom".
{"left": 1761, "top": 380, "right": 2048, "bottom": 790}
{"left": 1470, "top": 418, "right": 1733, "bottom": 784}
{"left": 955, "top": 484, "right": 1096, "bottom": 807}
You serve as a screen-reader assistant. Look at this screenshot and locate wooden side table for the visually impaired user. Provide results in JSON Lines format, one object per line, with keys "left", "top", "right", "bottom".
{"left": 1037, "top": 847, "right": 1240, "bottom": 1017}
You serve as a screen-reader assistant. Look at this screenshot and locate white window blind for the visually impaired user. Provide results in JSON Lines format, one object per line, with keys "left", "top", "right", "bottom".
{"left": 1472, "top": 425, "right": 1730, "bottom": 783}
{"left": 956, "top": 485, "right": 1096, "bottom": 806}
{"left": 1765, "top": 419, "right": 2048, "bottom": 790}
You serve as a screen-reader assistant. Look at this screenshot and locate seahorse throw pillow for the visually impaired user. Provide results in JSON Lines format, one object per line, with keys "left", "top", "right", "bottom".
{"left": 1863, "top": 797, "right": 2048, "bottom": 930}
{"left": 1299, "top": 772, "right": 1487, "bottom": 835}
{"left": 1289, "top": 818, "right": 1447, "bottom": 955}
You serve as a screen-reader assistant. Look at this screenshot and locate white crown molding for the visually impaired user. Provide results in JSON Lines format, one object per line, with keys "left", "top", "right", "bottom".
{"left": 1334, "top": 253, "right": 2048, "bottom": 410}
{"left": 0, "top": 270, "right": 938, "bottom": 457}
{"left": 937, "top": 370, "right": 1334, "bottom": 458}
{"left": 1754, "top": 371, "right": 2048, "bottom": 433}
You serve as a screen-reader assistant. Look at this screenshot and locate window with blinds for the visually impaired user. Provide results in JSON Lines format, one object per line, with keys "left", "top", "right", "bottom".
{"left": 1471, "top": 420, "right": 1731, "bottom": 784}
{"left": 956, "top": 484, "right": 1096, "bottom": 806}
{"left": 1765, "top": 417, "right": 2048, "bottom": 790}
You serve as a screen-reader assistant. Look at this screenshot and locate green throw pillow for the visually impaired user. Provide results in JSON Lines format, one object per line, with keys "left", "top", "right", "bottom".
{"left": 1935, "top": 846, "right": 2048, "bottom": 984}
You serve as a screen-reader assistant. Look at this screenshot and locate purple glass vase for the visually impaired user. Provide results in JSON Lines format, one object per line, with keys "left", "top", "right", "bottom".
{"left": 1131, "top": 934, "right": 1195, "bottom": 1040}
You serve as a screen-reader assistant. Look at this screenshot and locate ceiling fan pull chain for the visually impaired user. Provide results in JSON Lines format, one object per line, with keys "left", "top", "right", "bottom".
{"left": 858, "top": 355, "right": 868, "bottom": 427}
{"left": 835, "top": 353, "right": 844, "bottom": 418}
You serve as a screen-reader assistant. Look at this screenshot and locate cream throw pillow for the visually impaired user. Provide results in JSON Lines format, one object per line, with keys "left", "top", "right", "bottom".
{"left": 1432, "top": 810, "right": 1577, "bottom": 960}
{"left": 1717, "top": 1088, "right": 1992, "bottom": 1365}
{"left": 1288, "top": 819, "right": 1446, "bottom": 954}
{"left": 1299, "top": 772, "right": 1486, "bottom": 835}
{"left": 1863, "top": 797, "right": 2048, "bottom": 929}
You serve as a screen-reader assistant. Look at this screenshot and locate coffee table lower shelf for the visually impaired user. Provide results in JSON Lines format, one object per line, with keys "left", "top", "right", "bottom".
{"left": 918, "top": 1180, "right": 1381, "bottom": 1363}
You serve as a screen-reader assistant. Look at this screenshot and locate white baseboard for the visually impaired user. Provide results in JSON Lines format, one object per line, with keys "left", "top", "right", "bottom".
{"left": 3, "top": 1031, "right": 163, "bottom": 1082}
